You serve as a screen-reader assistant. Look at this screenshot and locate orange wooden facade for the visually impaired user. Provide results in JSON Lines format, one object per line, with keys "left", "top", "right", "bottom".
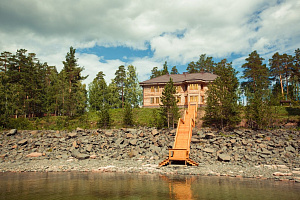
{"left": 142, "top": 82, "right": 208, "bottom": 107}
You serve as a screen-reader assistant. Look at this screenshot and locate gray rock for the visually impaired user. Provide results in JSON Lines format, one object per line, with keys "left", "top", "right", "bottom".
{"left": 86, "top": 144, "right": 93, "bottom": 152}
{"left": 76, "top": 127, "right": 84, "bottom": 132}
{"left": 76, "top": 153, "right": 90, "bottom": 160}
{"left": 152, "top": 129, "right": 159, "bottom": 136}
{"left": 285, "top": 145, "right": 295, "bottom": 153}
{"left": 18, "top": 139, "right": 28, "bottom": 146}
{"left": 8, "top": 129, "right": 17, "bottom": 136}
{"left": 67, "top": 132, "right": 77, "bottom": 138}
{"left": 105, "top": 131, "right": 113, "bottom": 137}
{"left": 203, "top": 148, "right": 215, "bottom": 153}
{"left": 205, "top": 133, "right": 214, "bottom": 139}
{"left": 261, "top": 148, "right": 272, "bottom": 155}
{"left": 129, "top": 139, "right": 137, "bottom": 146}
{"left": 218, "top": 154, "right": 231, "bottom": 162}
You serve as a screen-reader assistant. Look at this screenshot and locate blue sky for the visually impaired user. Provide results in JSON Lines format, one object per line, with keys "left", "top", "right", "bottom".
{"left": 0, "top": 0, "right": 299, "bottom": 85}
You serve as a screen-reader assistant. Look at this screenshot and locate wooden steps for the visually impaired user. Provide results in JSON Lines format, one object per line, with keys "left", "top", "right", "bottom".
{"left": 159, "top": 103, "right": 198, "bottom": 167}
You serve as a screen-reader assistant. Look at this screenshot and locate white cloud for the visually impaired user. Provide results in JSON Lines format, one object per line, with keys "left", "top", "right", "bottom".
{"left": 76, "top": 53, "right": 124, "bottom": 86}
{"left": 0, "top": 0, "right": 299, "bottom": 85}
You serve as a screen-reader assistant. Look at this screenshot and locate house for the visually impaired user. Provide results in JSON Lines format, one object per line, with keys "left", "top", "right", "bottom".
{"left": 139, "top": 72, "right": 218, "bottom": 107}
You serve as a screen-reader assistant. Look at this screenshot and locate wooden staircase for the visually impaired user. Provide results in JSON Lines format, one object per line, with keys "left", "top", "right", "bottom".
{"left": 159, "top": 103, "right": 199, "bottom": 167}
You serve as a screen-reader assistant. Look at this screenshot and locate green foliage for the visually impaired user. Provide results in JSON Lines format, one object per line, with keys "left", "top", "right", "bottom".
{"left": 113, "top": 65, "right": 126, "bottom": 108}
{"left": 88, "top": 71, "right": 108, "bottom": 111}
{"left": 204, "top": 59, "right": 241, "bottom": 130}
{"left": 187, "top": 54, "right": 215, "bottom": 73}
{"left": 160, "top": 78, "right": 180, "bottom": 128}
{"left": 123, "top": 103, "right": 134, "bottom": 127}
{"left": 161, "top": 61, "right": 169, "bottom": 75}
{"left": 242, "top": 51, "right": 270, "bottom": 129}
{"left": 7, "top": 118, "right": 33, "bottom": 130}
{"left": 149, "top": 109, "right": 164, "bottom": 129}
{"left": 170, "top": 66, "right": 179, "bottom": 74}
{"left": 124, "top": 65, "right": 142, "bottom": 108}
{"left": 150, "top": 61, "right": 169, "bottom": 79}
{"left": 97, "top": 106, "right": 110, "bottom": 129}
{"left": 150, "top": 66, "right": 161, "bottom": 79}
{"left": 61, "top": 47, "right": 88, "bottom": 116}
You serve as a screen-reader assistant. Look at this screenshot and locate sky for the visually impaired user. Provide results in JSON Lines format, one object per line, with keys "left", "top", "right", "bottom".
{"left": 0, "top": 0, "right": 300, "bottom": 86}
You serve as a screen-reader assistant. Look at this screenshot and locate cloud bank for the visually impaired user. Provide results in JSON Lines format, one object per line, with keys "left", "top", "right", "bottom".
{"left": 0, "top": 0, "right": 299, "bottom": 84}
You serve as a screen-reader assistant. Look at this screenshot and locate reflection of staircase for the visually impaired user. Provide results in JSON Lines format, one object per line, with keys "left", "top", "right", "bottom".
{"left": 159, "top": 103, "right": 198, "bottom": 167}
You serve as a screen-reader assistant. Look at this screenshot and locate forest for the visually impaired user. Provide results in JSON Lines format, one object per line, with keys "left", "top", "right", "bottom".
{"left": 0, "top": 47, "right": 299, "bottom": 130}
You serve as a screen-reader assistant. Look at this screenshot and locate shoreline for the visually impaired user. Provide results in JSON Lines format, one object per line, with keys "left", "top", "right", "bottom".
{"left": 1, "top": 128, "right": 299, "bottom": 182}
{"left": 1, "top": 159, "right": 300, "bottom": 183}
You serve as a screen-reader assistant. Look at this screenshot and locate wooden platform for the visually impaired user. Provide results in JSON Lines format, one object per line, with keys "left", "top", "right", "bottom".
{"left": 159, "top": 103, "right": 198, "bottom": 167}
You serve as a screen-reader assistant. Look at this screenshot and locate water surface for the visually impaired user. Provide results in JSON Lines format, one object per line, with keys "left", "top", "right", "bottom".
{"left": 0, "top": 172, "right": 299, "bottom": 200}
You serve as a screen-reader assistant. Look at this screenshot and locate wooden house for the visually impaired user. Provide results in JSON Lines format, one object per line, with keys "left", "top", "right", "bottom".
{"left": 139, "top": 72, "right": 218, "bottom": 107}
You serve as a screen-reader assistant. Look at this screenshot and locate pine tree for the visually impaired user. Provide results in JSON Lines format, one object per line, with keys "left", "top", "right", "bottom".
{"left": 61, "top": 47, "right": 88, "bottom": 116}
{"left": 170, "top": 66, "right": 179, "bottom": 74}
{"left": 124, "top": 65, "right": 142, "bottom": 108}
{"left": 187, "top": 54, "right": 215, "bottom": 73}
{"left": 160, "top": 78, "right": 179, "bottom": 128}
{"left": 123, "top": 103, "right": 134, "bottom": 127}
{"left": 242, "top": 51, "right": 270, "bottom": 129}
{"left": 107, "top": 81, "right": 121, "bottom": 108}
{"left": 114, "top": 65, "right": 126, "bottom": 108}
{"left": 292, "top": 48, "right": 300, "bottom": 102}
{"left": 88, "top": 71, "right": 108, "bottom": 111}
{"left": 150, "top": 66, "right": 161, "bottom": 79}
{"left": 161, "top": 61, "right": 169, "bottom": 75}
{"left": 204, "top": 59, "right": 241, "bottom": 130}
{"left": 196, "top": 54, "right": 215, "bottom": 73}
{"left": 97, "top": 104, "right": 110, "bottom": 128}
{"left": 186, "top": 61, "right": 198, "bottom": 73}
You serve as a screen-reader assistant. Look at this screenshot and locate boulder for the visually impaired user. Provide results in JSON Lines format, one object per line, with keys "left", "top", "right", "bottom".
{"left": 76, "top": 153, "right": 90, "bottom": 160}
{"left": 7, "top": 129, "right": 17, "bottom": 136}
{"left": 129, "top": 139, "right": 137, "bottom": 146}
{"left": 205, "top": 133, "right": 214, "bottom": 139}
{"left": 152, "top": 129, "right": 159, "bottom": 136}
{"left": 105, "top": 130, "right": 113, "bottom": 137}
{"left": 18, "top": 139, "right": 28, "bottom": 146}
{"left": 203, "top": 148, "right": 215, "bottom": 153}
{"left": 261, "top": 148, "right": 272, "bottom": 155}
{"left": 218, "top": 154, "right": 231, "bottom": 162}
{"left": 67, "top": 132, "right": 77, "bottom": 138}
{"left": 86, "top": 144, "right": 93, "bottom": 152}
{"left": 26, "top": 152, "right": 43, "bottom": 157}
{"left": 76, "top": 127, "right": 84, "bottom": 132}
{"left": 285, "top": 145, "right": 295, "bottom": 153}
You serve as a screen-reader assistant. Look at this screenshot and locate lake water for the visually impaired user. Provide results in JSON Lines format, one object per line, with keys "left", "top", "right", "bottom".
{"left": 0, "top": 172, "right": 299, "bottom": 200}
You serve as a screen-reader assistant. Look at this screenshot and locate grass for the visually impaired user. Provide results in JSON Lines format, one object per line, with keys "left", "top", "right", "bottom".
{"left": 1, "top": 106, "right": 299, "bottom": 131}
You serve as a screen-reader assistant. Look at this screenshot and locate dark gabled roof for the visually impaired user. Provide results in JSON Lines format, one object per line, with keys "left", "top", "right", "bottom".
{"left": 139, "top": 72, "right": 218, "bottom": 86}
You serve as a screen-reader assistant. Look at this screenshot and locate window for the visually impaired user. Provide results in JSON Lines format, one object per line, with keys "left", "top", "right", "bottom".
{"left": 150, "top": 97, "right": 154, "bottom": 104}
{"left": 155, "top": 97, "right": 160, "bottom": 104}
{"left": 200, "top": 84, "right": 204, "bottom": 90}
{"left": 155, "top": 86, "right": 159, "bottom": 92}
{"left": 190, "top": 84, "right": 198, "bottom": 90}
{"left": 190, "top": 96, "right": 198, "bottom": 102}
{"left": 176, "top": 86, "right": 182, "bottom": 92}
{"left": 177, "top": 96, "right": 181, "bottom": 103}
{"left": 151, "top": 86, "right": 154, "bottom": 92}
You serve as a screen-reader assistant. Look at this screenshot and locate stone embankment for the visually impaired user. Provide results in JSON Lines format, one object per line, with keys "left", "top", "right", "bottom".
{"left": 0, "top": 128, "right": 299, "bottom": 182}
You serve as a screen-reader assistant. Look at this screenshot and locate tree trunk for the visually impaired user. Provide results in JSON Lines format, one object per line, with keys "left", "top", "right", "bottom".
{"left": 279, "top": 74, "right": 284, "bottom": 98}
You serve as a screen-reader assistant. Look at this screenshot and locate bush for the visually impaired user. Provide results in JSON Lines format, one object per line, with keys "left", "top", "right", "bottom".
{"left": 8, "top": 117, "right": 33, "bottom": 130}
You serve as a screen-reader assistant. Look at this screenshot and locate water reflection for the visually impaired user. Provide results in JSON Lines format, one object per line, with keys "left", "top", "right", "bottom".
{"left": 160, "top": 175, "right": 195, "bottom": 199}
{"left": 0, "top": 172, "right": 300, "bottom": 200}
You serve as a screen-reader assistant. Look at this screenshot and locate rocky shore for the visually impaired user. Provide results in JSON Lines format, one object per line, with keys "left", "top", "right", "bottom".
{"left": 1, "top": 128, "right": 299, "bottom": 182}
